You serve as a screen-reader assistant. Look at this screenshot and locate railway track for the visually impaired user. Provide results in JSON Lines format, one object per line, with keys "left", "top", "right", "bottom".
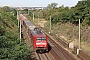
{"left": 48, "top": 36, "right": 76, "bottom": 60}
{"left": 50, "top": 33, "right": 68, "bottom": 47}
{"left": 36, "top": 53, "right": 50, "bottom": 60}
{"left": 30, "top": 50, "right": 56, "bottom": 60}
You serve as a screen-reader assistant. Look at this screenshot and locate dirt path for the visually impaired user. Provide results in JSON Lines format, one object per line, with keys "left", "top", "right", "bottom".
{"left": 38, "top": 19, "right": 47, "bottom": 27}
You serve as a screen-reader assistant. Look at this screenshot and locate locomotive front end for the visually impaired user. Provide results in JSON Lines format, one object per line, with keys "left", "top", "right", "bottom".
{"left": 36, "top": 35, "right": 48, "bottom": 52}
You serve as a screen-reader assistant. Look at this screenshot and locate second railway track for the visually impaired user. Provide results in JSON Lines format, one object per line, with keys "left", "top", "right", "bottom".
{"left": 48, "top": 36, "right": 76, "bottom": 60}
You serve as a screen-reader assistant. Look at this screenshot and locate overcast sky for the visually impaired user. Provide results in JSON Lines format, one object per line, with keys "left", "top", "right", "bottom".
{"left": 0, "top": 0, "right": 80, "bottom": 7}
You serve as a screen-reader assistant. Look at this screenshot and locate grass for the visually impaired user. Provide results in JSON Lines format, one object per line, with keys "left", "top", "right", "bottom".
{"left": 44, "top": 21, "right": 90, "bottom": 56}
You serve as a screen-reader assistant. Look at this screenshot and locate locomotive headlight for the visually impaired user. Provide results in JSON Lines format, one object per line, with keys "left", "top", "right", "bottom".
{"left": 44, "top": 44, "right": 47, "bottom": 47}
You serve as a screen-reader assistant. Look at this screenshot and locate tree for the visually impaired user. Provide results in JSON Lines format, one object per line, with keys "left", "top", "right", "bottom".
{"left": 2, "top": 6, "right": 10, "bottom": 12}
{"left": 47, "top": 2, "right": 58, "bottom": 9}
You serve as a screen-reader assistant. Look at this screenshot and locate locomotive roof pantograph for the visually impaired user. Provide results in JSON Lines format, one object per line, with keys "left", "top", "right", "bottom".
{"left": 31, "top": 28, "right": 45, "bottom": 36}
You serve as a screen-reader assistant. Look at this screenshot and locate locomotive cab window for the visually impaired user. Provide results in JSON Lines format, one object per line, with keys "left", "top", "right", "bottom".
{"left": 36, "top": 38, "right": 46, "bottom": 40}
{"left": 42, "top": 38, "right": 46, "bottom": 40}
{"left": 36, "top": 38, "right": 41, "bottom": 40}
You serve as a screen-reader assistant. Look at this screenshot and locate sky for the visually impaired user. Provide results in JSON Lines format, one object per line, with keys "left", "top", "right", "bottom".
{"left": 0, "top": 0, "right": 80, "bottom": 7}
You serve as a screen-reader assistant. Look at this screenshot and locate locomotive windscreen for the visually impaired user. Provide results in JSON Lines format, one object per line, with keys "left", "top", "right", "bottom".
{"left": 36, "top": 37, "right": 46, "bottom": 40}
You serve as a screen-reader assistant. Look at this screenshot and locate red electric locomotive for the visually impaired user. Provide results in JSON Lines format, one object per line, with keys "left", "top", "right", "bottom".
{"left": 31, "top": 28, "right": 48, "bottom": 52}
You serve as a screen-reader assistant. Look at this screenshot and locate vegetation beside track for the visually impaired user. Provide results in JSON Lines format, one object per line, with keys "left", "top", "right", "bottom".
{"left": 0, "top": 6, "right": 32, "bottom": 60}
{"left": 44, "top": 21, "right": 90, "bottom": 55}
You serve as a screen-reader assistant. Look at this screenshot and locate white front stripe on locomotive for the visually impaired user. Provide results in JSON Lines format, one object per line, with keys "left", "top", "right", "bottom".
{"left": 36, "top": 42, "right": 47, "bottom": 47}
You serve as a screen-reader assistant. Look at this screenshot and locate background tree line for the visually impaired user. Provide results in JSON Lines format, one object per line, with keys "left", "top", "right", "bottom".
{"left": 28, "top": 0, "right": 90, "bottom": 26}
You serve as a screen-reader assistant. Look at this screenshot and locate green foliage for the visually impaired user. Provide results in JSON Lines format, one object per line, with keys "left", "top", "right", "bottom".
{"left": 51, "top": 12, "right": 60, "bottom": 24}
{"left": 0, "top": 22, "right": 5, "bottom": 36}
{"left": 82, "top": 17, "right": 90, "bottom": 26}
{"left": 44, "top": 1, "right": 90, "bottom": 25}
{"left": 2, "top": 6, "right": 10, "bottom": 12}
{"left": 11, "top": 9, "right": 17, "bottom": 16}
{"left": 0, "top": 6, "right": 32, "bottom": 60}
{"left": 0, "top": 36, "right": 31, "bottom": 60}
